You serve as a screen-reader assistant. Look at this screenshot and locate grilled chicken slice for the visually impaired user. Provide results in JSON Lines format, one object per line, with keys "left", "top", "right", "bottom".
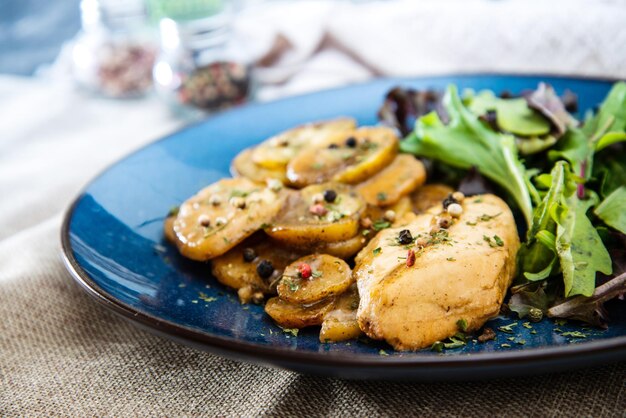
{"left": 354, "top": 194, "right": 520, "bottom": 351}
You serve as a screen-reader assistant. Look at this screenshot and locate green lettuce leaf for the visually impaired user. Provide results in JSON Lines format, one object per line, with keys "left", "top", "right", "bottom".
{"left": 582, "top": 81, "right": 626, "bottom": 140}
{"left": 555, "top": 188, "right": 612, "bottom": 297}
{"left": 401, "top": 85, "right": 535, "bottom": 226}
{"left": 594, "top": 186, "right": 626, "bottom": 235}
{"left": 468, "top": 91, "right": 551, "bottom": 137}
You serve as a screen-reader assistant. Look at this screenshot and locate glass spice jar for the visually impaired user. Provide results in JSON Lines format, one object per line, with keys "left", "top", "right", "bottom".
{"left": 152, "top": 11, "right": 252, "bottom": 114}
{"left": 72, "top": 0, "right": 157, "bottom": 98}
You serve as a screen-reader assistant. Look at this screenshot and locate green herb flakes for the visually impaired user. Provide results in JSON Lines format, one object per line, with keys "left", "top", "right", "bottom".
{"left": 522, "top": 322, "right": 533, "bottom": 329}
{"left": 372, "top": 219, "right": 391, "bottom": 231}
{"left": 446, "top": 257, "right": 456, "bottom": 262}
{"left": 456, "top": 318, "right": 468, "bottom": 332}
{"left": 376, "top": 192, "right": 387, "bottom": 202}
{"left": 281, "top": 327, "right": 299, "bottom": 337}
{"left": 198, "top": 292, "right": 217, "bottom": 303}
{"left": 373, "top": 247, "right": 382, "bottom": 256}
{"left": 498, "top": 322, "right": 518, "bottom": 334}
{"left": 379, "top": 349, "right": 389, "bottom": 356}
{"left": 501, "top": 343, "right": 512, "bottom": 348}
{"left": 561, "top": 331, "right": 587, "bottom": 339}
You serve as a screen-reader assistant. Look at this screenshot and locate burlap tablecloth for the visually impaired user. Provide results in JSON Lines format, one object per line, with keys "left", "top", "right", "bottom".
{"left": 2, "top": 1, "right": 626, "bottom": 415}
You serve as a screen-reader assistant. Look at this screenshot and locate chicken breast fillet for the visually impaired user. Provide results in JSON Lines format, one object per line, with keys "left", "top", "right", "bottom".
{"left": 354, "top": 194, "right": 520, "bottom": 351}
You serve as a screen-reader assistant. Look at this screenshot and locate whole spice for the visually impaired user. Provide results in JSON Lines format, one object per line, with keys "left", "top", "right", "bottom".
{"left": 242, "top": 248, "right": 256, "bottom": 262}
{"left": 309, "top": 203, "right": 328, "bottom": 216}
{"left": 397, "top": 229, "right": 413, "bottom": 245}
{"left": 256, "top": 260, "right": 274, "bottom": 279}
{"left": 323, "top": 189, "right": 337, "bottom": 203}
{"left": 345, "top": 137, "right": 357, "bottom": 148}
{"left": 298, "top": 263, "right": 312, "bottom": 279}
{"left": 406, "top": 249, "right": 416, "bottom": 267}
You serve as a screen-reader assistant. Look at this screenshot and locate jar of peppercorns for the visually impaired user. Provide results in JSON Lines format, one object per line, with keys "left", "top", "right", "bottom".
{"left": 152, "top": 9, "right": 252, "bottom": 116}
{"left": 72, "top": 0, "right": 157, "bottom": 98}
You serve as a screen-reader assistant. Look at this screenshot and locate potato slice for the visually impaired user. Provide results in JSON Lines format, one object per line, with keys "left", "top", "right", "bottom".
{"left": 266, "top": 183, "right": 365, "bottom": 245}
{"left": 164, "top": 215, "right": 177, "bottom": 244}
{"left": 356, "top": 154, "right": 426, "bottom": 206}
{"left": 319, "top": 285, "right": 362, "bottom": 343}
{"left": 277, "top": 254, "right": 353, "bottom": 304}
{"left": 173, "top": 178, "right": 284, "bottom": 261}
{"left": 251, "top": 118, "right": 356, "bottom": 170}
{"left": 411, "top": 183, "right": 454, "bottom": 214}
{"left": 211, "top": 234, "right": 303, "bottom": 296}
{"left": 265, "top": 297, "right": 335, "bottom": 329}
{"left": 231, "top": 147, "right": 287, "bottom": 184}
{"left": 286, "top": 126, "right": 399, "bottom": 188}
{"left": 289, "top": 234, "right": 368, "bottom": 259}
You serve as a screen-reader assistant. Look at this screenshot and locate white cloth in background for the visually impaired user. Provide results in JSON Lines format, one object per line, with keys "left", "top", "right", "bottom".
{"left": 2, "top": 0, "right": 626, "bottom": 415}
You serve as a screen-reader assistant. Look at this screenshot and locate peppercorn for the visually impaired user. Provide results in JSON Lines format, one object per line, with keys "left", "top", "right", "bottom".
{"left": 323, "top": 189, "right": 337, "bottom": 203}
{"left": 528, "top": 308, "right": 543, "bottom": 322}
{"left": 442, "top": 194, "right": 458, "bottom": 209}
{"left": 298, "top": 263, "right": 312, "bottom": 279}
{"left": 345, "top": 137, "right": 357, "bottom": 148}
{"left": 406, "top": 249, "right": 416, "bottom": 267}
{"left": 256, "top": 260, "right": 274, "bottom": 279}
{"left": 242, "top": 248, "right": 256, "bottom": 262}
{"left": 397, "top": 229, "right": 413, "bottom": 245}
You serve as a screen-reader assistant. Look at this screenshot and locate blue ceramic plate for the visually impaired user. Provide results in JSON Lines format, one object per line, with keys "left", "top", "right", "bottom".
{"left": 62, "top": 75, "right": 626, "bottom": 380}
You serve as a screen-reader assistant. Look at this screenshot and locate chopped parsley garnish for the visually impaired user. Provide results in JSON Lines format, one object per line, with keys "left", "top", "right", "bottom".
{"left": 312, "top": 271, "right": 323, "bottom": 278}
{"left": 522, "top": 322, "right": 533, "bottom": 329}
{"left": 198, "top": 292, "right": 218, "bottom": 303}
{"left": 230, "top": 189, "right": 250, "bottom": 198}
{"left": 561, "top": 331, "right": 587, "bottom": 338}
{"left": 372, "top": 219, "right": 391, "bottom": 231}
{"left": 498, "top": 322, "right": 518, "bottom": 334}
{"left": 483, "top": 234, "right": 504, "bottom": 247}
{"left": 376, "top": 192, "right": 387, "bottom": 202}
{"left": 378, "top": 349, "right": 389, "bottom": 356}
{"left": 456, "top": 318, "right": 468, "bottom": 332}
{"left": 501, "top": 343, "right": 512, "bottom": 348}
{"left": 373, "top": 247, "right": 382, "bottom": 256}
{"left": 281, "top": 327, "right": 299, "bottom": 337}
{"left": 446, "top": 257, "right": 456, "bottom": 262}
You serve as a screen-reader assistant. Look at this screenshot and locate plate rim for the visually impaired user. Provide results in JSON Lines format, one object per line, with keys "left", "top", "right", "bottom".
{"left": 61, "top": 73, "right": 626, "bottom": 371}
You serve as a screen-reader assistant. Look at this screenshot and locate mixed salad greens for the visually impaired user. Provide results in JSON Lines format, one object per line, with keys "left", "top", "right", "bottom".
{"left": 379, "top": 82, "right": 626, "bottom": 327}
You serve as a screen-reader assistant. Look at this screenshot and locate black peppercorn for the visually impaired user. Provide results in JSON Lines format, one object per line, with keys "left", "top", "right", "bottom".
{"left": 323, "top": 189, "right": 337, "bottom": 203}
{"left": 256, "top": 260, "right": 274, "bottom": 279}
{"left": 345, "top": 137, "right": 357, "bottom": 148}
{"left": 442, "top": 194, "right": 458, "bottom": 209}
{"left": 397, "top": 229, "right": 413, "bottom": 245}
{"left": 242, "top": 248, "right": 256, "bottom": 262}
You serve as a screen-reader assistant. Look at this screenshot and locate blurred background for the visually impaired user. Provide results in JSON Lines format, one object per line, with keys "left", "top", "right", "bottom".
{"left": 2, "top": 0, "right": 626, "bottom": 115}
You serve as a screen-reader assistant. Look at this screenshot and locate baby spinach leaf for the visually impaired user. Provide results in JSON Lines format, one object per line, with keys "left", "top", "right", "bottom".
{"left": 556, "top": 189, "right": 612, "bottom": 297}
{"left": 594, "top": 186, "right": 626, "bottom": 235}
{"left": 469, "top": 91, "right": 551, "bottom": 137}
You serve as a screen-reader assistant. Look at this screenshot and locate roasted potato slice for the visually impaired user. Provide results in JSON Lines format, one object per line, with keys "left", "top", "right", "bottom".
{"left": 173, "top": 178, "right": 284, "bottom": 261}
{"left": 286, "top": 126, "right": 399, "bottom": 188}
{"left": 277, "top": 254, "right": 353, "bottom": 304}
{"left": 290, "top": 234, "right": 368, "bottom": 259}
{"left": 211, "top": 234, "right": 304, "bottom": 297}
{"left": 164, "top": 215, "right": 177, "bottom": 244}
{"left": 265, "top": 297, "right": 335, "bottom": 329}
{"left": 266, "top": 183, "right": 365, "bottom": 245}
{"left": 319, "top": 285, "right": 362, "bottom": 343}
{"left": 411, "top": 183, "right": 454, "bottom": 214}
{"left": 231, "top": 147, "right": 287, "bottom": 184}
{"left": 356, "top": 154, "right": 426, "bottom": 206}
{"left": 251, "top": 118, "right": 356, "bottom": 170}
